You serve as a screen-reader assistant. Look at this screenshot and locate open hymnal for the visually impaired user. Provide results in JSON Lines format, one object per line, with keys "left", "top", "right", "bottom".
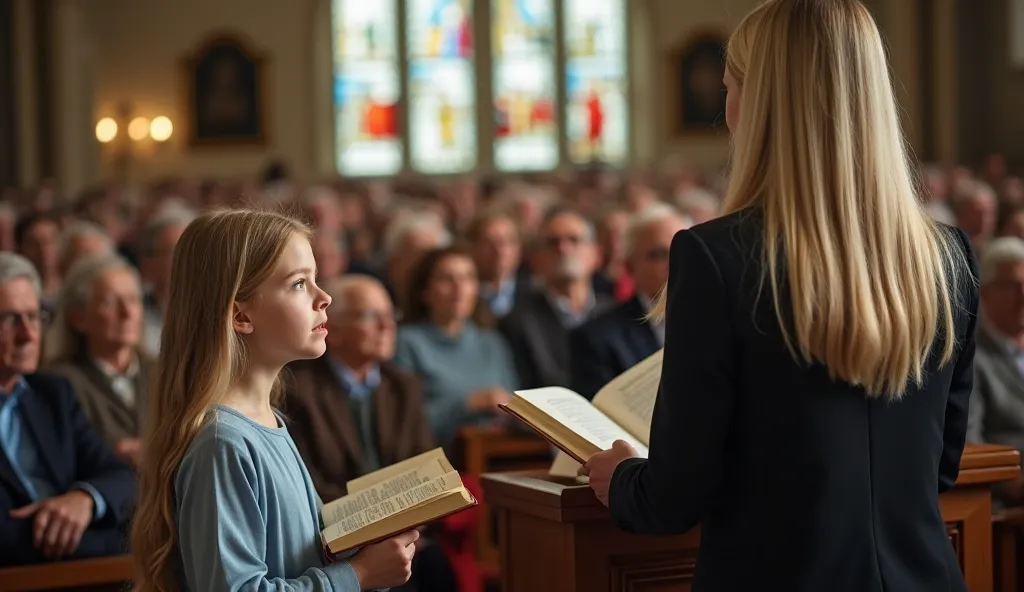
{"left": 319, "top": 447, "right": 477, "bottom": 555}
{"left": 499, "top": 349, "right": 663, "bottom": 479}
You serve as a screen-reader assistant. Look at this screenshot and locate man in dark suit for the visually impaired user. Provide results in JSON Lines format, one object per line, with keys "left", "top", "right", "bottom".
{"left": 283, "top": 275, "right": 457, "bottom": 592}
{"left": 569, "top": 204, "right": 690, "bottom": 398}
{"left": 499, "top": 206, "right": 613, "bottom": 389}
{"left": 0, "top": 253, "right": 134, "bottom": 567}
{"left": 466, "top": 211, "right": 532, "bottom": 323}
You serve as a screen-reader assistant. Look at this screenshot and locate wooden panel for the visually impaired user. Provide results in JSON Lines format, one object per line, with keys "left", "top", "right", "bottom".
{"left": 609, "top": 552, "right": 695, "bottom": 592}
{"left": 940, "top": 488, "right": 994, "bottom": 592}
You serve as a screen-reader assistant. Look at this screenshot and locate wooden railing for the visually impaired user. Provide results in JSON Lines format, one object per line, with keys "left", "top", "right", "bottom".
{"left": 0, "top": 555, "right": 133, "bottom": 591}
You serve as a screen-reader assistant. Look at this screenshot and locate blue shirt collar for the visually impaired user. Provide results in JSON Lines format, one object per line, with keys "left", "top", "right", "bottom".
{"left": 543, "top": 288, "right": 596, "bottom": 329}
{"left": 0, "top": 377, "right": 28, "bottom": 407}
{"left": 325, "top": 357, "right": 381, "bottom": 400}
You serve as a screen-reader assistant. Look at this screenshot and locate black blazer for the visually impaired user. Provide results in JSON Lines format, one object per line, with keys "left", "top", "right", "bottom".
{"left": 569, "top": 295, "right": 660, "bottom": 399}
{"left": 0, "top": 373, "right": 135, "bottom": 566}
{"left": 609, "top": 210, "right": 978, "bottom": 592}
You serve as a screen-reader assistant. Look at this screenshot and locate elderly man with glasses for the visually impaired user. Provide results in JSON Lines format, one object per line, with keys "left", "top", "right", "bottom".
{"left": 0, "top": 252, "right": 134, "bottom": 566}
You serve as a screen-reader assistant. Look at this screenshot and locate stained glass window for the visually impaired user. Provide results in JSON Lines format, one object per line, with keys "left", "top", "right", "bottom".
{"left": 406, "top": 0, "right": 477, "bottom": 174}
{"left": 331, "top": 0, "right": 402, "bottom": 176}
{"left": 491, "top": 0, "right": 558, "bottom": 171}
{"left": 563, "top": 0, "right": 629, "bottom": 165}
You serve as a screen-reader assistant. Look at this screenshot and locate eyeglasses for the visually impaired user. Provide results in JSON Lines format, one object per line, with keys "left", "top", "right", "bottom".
{"left": 0, "top": 309, "right": 51, "bottom": 333}
{"left": 544, "top": 234, "right": 586, "bottom": 249}
{"left": 346, "top": 310, "right": 402, "bottom": 325}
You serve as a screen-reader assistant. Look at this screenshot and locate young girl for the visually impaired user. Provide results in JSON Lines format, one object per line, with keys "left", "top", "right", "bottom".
{"left": 132, "top": 209, "right": 418, "bottom": 591}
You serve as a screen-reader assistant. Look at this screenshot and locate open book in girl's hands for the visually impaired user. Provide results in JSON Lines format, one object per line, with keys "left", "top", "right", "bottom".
{"left": 320, "top": 448, "right": 477, "bottom": 555}
{"left": 498, "top": 349, "right": 663, "bottom": 478}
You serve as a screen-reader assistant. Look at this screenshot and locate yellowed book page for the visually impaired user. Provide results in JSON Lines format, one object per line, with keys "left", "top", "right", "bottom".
{"left": 345, "top": 447, "right": 450, "bottom": 494}
{"left": 322, "top": 470, "right": 465, "bottom": 541}
{"left": 548, "top": 450, "right": 586, "bottom": 480}
{"left": 591, "top": 349, "right": 663, "bottom": 446}
{"left": 324, "top": 454, "right": 450, "bottom": 525}
{"left": 326, "top": 490, "right": 473, "bottom": 554}
{"left": 513, "top": 387, "right": 649, "bottom": 456}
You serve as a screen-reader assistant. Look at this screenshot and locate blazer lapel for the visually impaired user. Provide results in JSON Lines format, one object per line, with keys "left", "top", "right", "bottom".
{"left": 316, "top": 360, "right": 366, "bottom": 474}
{"left": 0, "top": 447, "right": 30, "bottom": 502}
{"left": 372, "top": 373, "right": 398, "bottom": 467}
{"left": 17, "top": 383, "right": 65, "bottom": 489}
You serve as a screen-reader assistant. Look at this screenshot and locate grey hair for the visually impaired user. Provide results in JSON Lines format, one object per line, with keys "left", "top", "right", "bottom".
{"left": 320, "top": 274, "right": 389, "bottom": 314}
{"left": 952, "top": 180, "right": 996, "bottom": 210}
{"left": 980, "top": 237, "right": 1024, "bottom": 285}
{"left": 0, "top": 252, "right": 42, "bottom": 297}
{"left": 675, "top": 188, "right": 720, "bottom": 216}
{"left": 622, "top": 203, "right": 691, "bottom": 259}
{"left": 138, "top": 207, "right": 197, "bottom": 257}
{"left": 43, "top": 253, "right": 141, "bottom": 365}
{"left": 58, "top": 220, "right": 114, "bottom": 266}
{"left": 382, "top": 215, "right": 452, "bottom": 260}
{"left": 540, "top": 205, "right": 596, "bottom": 243}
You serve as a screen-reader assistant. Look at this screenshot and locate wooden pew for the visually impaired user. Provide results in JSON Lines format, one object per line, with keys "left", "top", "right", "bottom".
{"left": 0, "top": 555, "right": 133, "bottom": 591}
{"left": 454, "top": 425, "right": 553, "bottom": 579}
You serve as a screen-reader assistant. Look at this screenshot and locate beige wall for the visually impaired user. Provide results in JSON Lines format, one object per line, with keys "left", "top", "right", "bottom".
{"left": 642, "top": 0, "right": 759, "bottom": 170}
{"left": 20, "top": 0, "right": 1023, "bottom": 193}
{"left": 87, "top": 0, "right": 323, "bottom": 183}
{"left": 958, "top": 0, "right": 1024, "bottom": 167}
{"left": 76, "top": 0, "right": 759, "bottom": 187}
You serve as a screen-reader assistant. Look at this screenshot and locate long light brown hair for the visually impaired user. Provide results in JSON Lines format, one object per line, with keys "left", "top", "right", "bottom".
{"left": 652, "top": 0, "right": 968, "bottom": 398}
{"left": 131, "top": 209, "right": 310, "bottom": 591}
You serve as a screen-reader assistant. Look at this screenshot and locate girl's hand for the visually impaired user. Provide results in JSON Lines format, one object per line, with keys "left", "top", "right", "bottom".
{"left": 349, "top": 530, "right": 419, "bottom": 589}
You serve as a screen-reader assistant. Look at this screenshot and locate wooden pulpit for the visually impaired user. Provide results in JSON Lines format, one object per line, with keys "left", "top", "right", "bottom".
{"left": 482, "top": 444, "right": 1021, "bottom": 592}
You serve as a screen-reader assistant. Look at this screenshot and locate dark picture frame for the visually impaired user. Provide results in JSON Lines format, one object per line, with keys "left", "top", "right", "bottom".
{"left": 666, "top": 31, "right": 728, "bottom": 136}
{"left": 182, "top": 33, "right": 268, "bottom": 147}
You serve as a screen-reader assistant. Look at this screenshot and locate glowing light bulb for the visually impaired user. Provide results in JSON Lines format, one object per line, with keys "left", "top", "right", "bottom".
{"left": 149, "top": 116, "right": 173, "bottom": 142}
{"left": 128, "top": 117, "right": 150, "bottom": 141}
{"left": 95, "top": 118, "right": 117, "bottom": 143}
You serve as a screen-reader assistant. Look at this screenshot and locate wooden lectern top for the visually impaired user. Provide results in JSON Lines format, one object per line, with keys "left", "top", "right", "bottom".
{"left": 482, "top": 443, "right": 1020, "bottom": 525}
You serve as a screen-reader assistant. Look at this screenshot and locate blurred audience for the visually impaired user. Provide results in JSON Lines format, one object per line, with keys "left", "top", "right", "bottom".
{"left": 393, "top": 247, "right": 518, "bottom": 447}
{"left": 0, "top": 252, "right": 134, "bottom": 566}
{"left": 43, "top": 254, "right": 152, "bottom": 466}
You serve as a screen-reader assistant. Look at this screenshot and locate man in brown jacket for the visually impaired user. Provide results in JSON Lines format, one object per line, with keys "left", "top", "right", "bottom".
{"left": 283, "top": 275, "right": 457, "bottom": 591}
{"left": 283, "top": 274, "right": 434, "bottom": 500}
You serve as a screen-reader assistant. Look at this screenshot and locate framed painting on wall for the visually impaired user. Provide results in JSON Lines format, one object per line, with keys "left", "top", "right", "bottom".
{"left": 183, "top": 33, "right": 268, "bottom": 147}
{"left": 666, "top": 31, "right": 727, "bottom": 136}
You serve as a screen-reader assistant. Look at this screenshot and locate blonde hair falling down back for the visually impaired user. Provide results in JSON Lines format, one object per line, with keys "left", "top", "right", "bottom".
{"left": 651, "top": 0, "right": 967, "bottom": 399}
{"left": 130, "top": 209, "right": 311, "bottom": 592}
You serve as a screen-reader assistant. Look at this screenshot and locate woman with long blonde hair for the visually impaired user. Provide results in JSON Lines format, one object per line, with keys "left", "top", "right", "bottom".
{"left": 581, "top": 1, "right": 977, "bottom": 591}
{"left": 131, "top": 209, "right": 419, "bottom": 591}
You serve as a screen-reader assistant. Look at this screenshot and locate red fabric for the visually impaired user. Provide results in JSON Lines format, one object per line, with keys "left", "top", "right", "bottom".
{"left": 615, "top": 271, "right": 635, "bottom": 302}
{"left": 586, "top": 92, "right": 604, "bottom": 141}
{"left": 437, "top": 473, "right": 484, "bottom": 592}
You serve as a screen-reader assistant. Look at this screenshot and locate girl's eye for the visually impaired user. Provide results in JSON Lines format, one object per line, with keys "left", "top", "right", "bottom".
{"left": 293, "top": 279, "right": 306, "bottom": 291}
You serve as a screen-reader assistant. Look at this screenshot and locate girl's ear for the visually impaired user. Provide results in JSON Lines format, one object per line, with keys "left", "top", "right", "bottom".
{"left": 232, "top": 301, "right": 254, "bottom": 335}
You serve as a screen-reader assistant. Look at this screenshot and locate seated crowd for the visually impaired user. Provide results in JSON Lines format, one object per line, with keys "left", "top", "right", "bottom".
{"left": 0, "top": 155, "right": 1023, "bottom": 590}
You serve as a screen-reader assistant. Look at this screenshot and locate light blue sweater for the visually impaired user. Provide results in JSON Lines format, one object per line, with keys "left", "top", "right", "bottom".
{"left": 175, "top": 404, "right": 362, "bottom": 591}
{"left": 393, "top": 321, "right": 519, "bottom": 445}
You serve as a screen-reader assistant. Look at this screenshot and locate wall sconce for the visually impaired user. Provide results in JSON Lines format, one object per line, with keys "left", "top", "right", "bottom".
{"left": 150, "top": 116, "right": 173, "bottom": 142}
{"left": 95, "top": 103, "right": 175, "bottom": 183}
{"left": 94, "top": 115, "right": 174, "bottom": 143}
{"left": 95, "top": 117, "right": 118, "bottom": 143}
